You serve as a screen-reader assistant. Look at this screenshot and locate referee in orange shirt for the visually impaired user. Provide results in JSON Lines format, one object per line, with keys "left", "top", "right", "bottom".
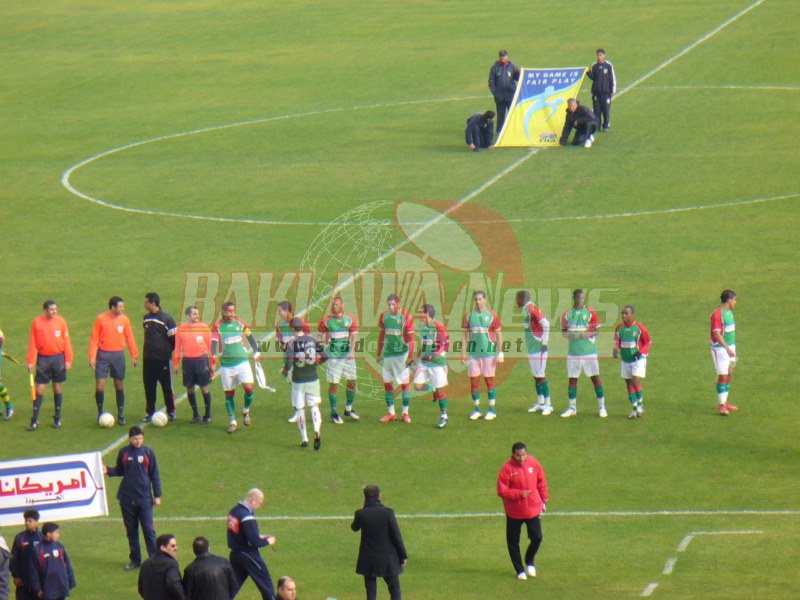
{"left": 173, "top": 306, "right": 214, "bottom": 423}
{"left": 25, "top": 300, "right": 74, "bottom": 431}
{"left": 89, "top": 296, "right": 139, "bottom": 425}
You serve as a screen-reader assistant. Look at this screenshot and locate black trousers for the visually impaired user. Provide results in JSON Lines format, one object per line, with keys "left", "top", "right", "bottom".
{"left": 120, "top": 499, "right": 156, "bottom": 565}
{"left": 143, "top": 359, "right": 174, "bottom": 416}
{"left": 364, "top": 574, "right": 401, "bottom": 600}
{"left": 592, "top": 93, "right": 612, "bottom": 129}
{"left": 494, "top": 97, "right": 512, "bottom": 135}
{"left": 571, "top": 120, "right": 599, "bottom": 145}
{"left": 505, "top": 515, "right": 543, "bottom": 574}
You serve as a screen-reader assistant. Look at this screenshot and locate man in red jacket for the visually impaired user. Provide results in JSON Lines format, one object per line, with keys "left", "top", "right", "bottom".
{"left": 496, "top": 441, "right": 549, "bottom": 580}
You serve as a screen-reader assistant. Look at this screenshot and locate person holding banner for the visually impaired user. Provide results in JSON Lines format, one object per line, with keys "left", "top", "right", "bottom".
{"left": 488, "top": 50, "right": 520, "bottom": 136}
{"left": 26, "top": 300, "right": 73, "bottom": 431}
{"left": 559, "top": 99, "right": 599, "bottom": 148}
{"left": 465, "top": 111, "right": 495, "bottom": 151}
{"left": 586, "top": 49, "right": 616, "bottom": 131}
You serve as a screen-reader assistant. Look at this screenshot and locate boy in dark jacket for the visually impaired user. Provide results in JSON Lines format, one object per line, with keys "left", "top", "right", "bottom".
{"left": 10, "top": 509, "right": 43, "bottom": 600}
{"left": 465, "top": 111, "right": 496, "bottom": 151}
{"left": 28, "top": 523, "right": 76, "bottom": 600}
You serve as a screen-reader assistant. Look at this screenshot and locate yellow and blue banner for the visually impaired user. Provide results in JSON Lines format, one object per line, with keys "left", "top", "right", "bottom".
{"left": 495, "top": 68, "right": 587, "bottom": 147}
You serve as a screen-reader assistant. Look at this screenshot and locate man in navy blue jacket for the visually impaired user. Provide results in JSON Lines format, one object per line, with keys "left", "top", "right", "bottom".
{"left": 105, "top": 426, "right": 162, "bottom": 571}
{"left": 28, "top": 523, "right": 76, "bottom": 600}
{"left": 227, "top": 489, "right": 276, "bottom": 600}
{"left": 488, "top": 50, "right": 520, "bottom": 136}
{"left": 465, "top": 111, "right": 496, "bottom": 151}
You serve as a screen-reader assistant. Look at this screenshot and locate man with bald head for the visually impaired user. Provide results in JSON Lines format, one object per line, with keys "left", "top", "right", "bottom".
{"left": 227, "top": 489, "right": 277, "bottom": 599}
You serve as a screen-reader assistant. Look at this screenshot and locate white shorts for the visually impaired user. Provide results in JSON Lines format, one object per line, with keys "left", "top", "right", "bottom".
{"left": 711, "top": 345, "right": 736, "bottom": 375}
{"left": 620, "top": 357, "right": 647, "bottom": 379}
{"left": 290, "top": 380, "right": 321, "bottom": 409}
{"left": 527, "top": 351, "right": 549, "bottom": 378}
{"left": 325, "top": 357, "right": 357, "bottom": 384}
{"left": 382, "top": 353, "right": 410, "bottom": 385}
{"left": 413, "top": 363, "right": 448, "bottom": 389}
{"left": 467, "top": 357, "right": 497, "bottom": 378}
{"left": 219, "top": 362, "right": 254, "bottom": 391}
{"left": 566, "top": 354, "right": 600, "bottom": 378}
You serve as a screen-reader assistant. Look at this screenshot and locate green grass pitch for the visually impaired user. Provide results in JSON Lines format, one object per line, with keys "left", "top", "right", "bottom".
{"left": 1, "top": 0, "right": 799, "bottom": 598}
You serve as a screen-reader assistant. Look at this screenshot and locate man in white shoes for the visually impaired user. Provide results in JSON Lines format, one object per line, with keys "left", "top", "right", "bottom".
{"left": 517, "top": 291, "right": 553, "bottom": 416}
{"left": 560, "top": 289, "right": 607, "bottom": 418}
{"left": 497, "top": 442, "right": 548, "bottom": 580}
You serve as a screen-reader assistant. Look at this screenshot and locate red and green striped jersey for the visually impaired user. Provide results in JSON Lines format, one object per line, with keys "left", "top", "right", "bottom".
{"left": 522, "top": 302, "right": 549, "bottom": 353}
{"left": 462, "top": 310, "right": 501, "bottom": 357}
{"left": 318, "top": 313, "right": 358, "bottom": 358}
{"left": 275, "top": 317, "right": 310, "bottom": 349}
{"left": 614, "top": 321, "right": 651, "bottom": 363}
{"left": 561, "top": 307, "right": 600, "bottom": 356}
{"left": 419, "top": 320, "right": 449, "bottom": 367}
{"left": 378, "top": 310, "right": 415, "bottom": 358}
{"left": 211, "top": 318, "right": 252, "bottom": 367}
{"left": 710, "top": 308, "right": 735, "bottom": 347}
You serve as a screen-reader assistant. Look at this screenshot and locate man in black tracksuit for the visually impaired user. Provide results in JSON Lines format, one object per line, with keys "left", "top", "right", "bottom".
{"left": 487, "top": 50, "right": 520, "bottom": 136}
{"left": 559, "top": 98, "right": 600, "bottom": 147}
{"left": 142, "top": 292, "right": 177, "bottom": 421}
{"left": 586, "top": 48, "right": 616, "bottom": 131}
{"left": 464, "top": 111, "right": 495, "bottom": 151}
{"left": 105, "top": 426, "right": 162, "bottom": 571}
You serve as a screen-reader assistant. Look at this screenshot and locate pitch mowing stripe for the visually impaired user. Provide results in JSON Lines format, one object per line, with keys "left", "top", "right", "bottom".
{"left": 86, "top": 509, "right": 800, "bottom": 523}
{"left": 61, "top": 0, "right": 771, "bottom": 227}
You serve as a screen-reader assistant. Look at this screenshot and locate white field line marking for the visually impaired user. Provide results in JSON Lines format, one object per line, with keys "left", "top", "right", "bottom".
{"left": 662, "top": 557, "right": 677, "bottom": 575}
{"left": 621, "top": 0, "right": 768, "bottom": 94}
{"left": 639, "top": 84, "right": 799, "bottom": 91}
{"left": 642, "top": 529, "right": 765, "bottom": 596}
{"left": 85, "top": 510, "right": 799, "bottom": 523}
{"left": 641, "top": 583, "right": 659, "bottom": 597}
{"left": 62, "top": 0, "right": 769, "bottom": 227}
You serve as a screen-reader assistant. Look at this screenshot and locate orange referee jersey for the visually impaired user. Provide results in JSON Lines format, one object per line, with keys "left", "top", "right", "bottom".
{"left": 173, "top": 322, "right": 212, "bottom": 368}
{"left": 89, "top": 312, "right": 139, "bottom": 359}
{"left": 27, "top": 315, "right": 74, "bottom": 365}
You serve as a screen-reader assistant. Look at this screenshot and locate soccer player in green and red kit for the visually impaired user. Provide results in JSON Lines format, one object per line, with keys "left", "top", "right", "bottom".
{"left": 710, "top": 290, "right": 738, "bottom": 415}
{"left": 211, "top": 302, "right": 260, "bottom": 433}
{"left": 613, "top": 305, "right": 651, "bottom": 419}
{"left": 0, "top": 326, "right": 13, "bottom": 420}
{"left": 318, "top": 296, "right": 359, "bottom": 424}
{"left": 377, "top": 294, "right": 415, "bottom": 423}
{"left": 412, "top": 304, "right": 450, "bottom": 428}
{"left": 560, "top": 289, "right": 606, "bottom": 418}
{"left": 461, "top": 290, "right": 504, "bottom": 420}
{"left": 517, "top": 290, "right": 553, "bottom": 416}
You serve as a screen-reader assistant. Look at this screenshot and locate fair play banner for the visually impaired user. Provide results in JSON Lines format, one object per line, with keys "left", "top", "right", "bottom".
{"left": 495, "top": 67, "right": 587, "bottom": 147}
{"left": 0, "top": 452, "right": 108, "bottom": 526}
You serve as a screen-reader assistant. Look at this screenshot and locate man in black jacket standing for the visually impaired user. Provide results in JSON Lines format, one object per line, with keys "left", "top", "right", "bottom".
{"left": 586, "top": 49, "right": 616, "bottom": 131}
{"left": 351, "top": 485, "right": 407, "bottom": 600}
{"left": 139, "top": 533, "right": 184, "bottom": 600}
{"left": 105, "top": 426, "right": 162, "bottom": 571}
{"left": 183, "top": 537, "right": 237, "bottom": 600}
{"left": 142, "top": 292, "right": 178, "bottom": 422}
{"left": 487, "top": 50, "right": 520, "bottom": 137}
{"left": 560, "top": 98, "right": 600, "bottom": 148}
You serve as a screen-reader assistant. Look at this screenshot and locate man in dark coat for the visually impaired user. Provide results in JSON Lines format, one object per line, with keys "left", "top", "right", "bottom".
{"left": 183, "top": 537, "right": 237, "bottom": 600}
{"left": 138, "top": 534, "right": 184, "bottom": 600}
{"left": 487, "top": 50, "right": 520, "bottom": 136}
{"left": 465, "top": 111, "right": 495, "bottom": 151}
{"left": 559, "top": 98, "right": 600, "bottom": 148}
{"left": 351, "top": 485, "right": 407, "bottom": 600}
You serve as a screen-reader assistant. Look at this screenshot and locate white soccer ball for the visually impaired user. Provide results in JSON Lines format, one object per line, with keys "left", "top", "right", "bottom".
{"left": 150, "top": 412, "right": 169, "bottom": 428}
{"left": 98, "top": 412, "right": 115, "bottom": 428}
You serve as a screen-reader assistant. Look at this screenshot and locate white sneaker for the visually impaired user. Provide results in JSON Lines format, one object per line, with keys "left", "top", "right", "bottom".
{"left": 636, "top": 405, "right": 644, "bottom": 417}
{"left": 517, "top": 572, "right": 528, "bottom": 580}
{"left": 526, "top": 565, "right": 537, "bottom": 577}
{"left": 598, "top": 407, "right": 608, "bottom": 418}
{"left": 561, "top": 407, "right": 577, "bottom": 418}
{"left": 541, "top": 405, "right": 554, "bottom": 416}
{"left": 627, "top": 409, "right": 638, "bottom": 419}
{"left": 469, "top": 410, "right": 482, "bottom": 421}
{"left": 584, "top": 138, "right": 592, "bottom": 148}
{"left": 287, "top": 414, "right": 298, "bottom": 423}
{"left": 484, "top": 410, "right": 497, "bottom": 421}
{"left": 590, "top": 134, "right": 595, "bottom": 142}
{"left": 528, "top": 404, "right": 543, "bottom": 413}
